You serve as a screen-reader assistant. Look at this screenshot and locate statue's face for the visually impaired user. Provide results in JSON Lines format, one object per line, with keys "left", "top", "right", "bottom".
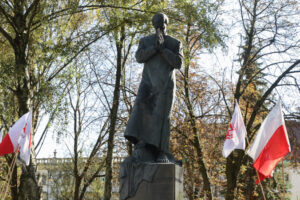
{"left": 154, "top": 16, "right": 168, "bottom": 35}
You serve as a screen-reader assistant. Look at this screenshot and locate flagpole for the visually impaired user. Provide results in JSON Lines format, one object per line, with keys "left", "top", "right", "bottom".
{"left": 281, "top": 159, "right": 285, "bottom": 199}
{"left": 0, "top": 148, "right": 19, "bottom": 200}
{"left": 255, "top": 170, "right": 267, "bottom": 200}
{"left": 0, "top": 152, "right": 16, "bottom": 197}
{"left": 245, "top": 136, "right": 267, "bottom": 200}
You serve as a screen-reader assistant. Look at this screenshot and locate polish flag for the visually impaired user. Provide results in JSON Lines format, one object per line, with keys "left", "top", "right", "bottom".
{"left": 247, "top": 102, "right": 290, "bottom": 183}
{"left": 222, "top": 101, "right": 246, "bottom": 158}
{"left": 0, "top": 110, "right": 32, "bottom": 165}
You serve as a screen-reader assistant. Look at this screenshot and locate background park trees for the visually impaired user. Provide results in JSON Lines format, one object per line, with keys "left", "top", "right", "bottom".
{"left": 225, "top": 0, "right": 300, "bottom": 199}
{"left": 0, "top": 0, "right": 299, "bottom": 199}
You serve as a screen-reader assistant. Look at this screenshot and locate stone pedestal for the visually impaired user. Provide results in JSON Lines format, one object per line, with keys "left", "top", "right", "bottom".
{"left": 128, "top": 163, "right": 183, "bottom": 200}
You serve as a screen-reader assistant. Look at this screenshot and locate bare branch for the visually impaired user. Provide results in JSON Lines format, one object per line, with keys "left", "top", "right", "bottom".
{"left": 239, "top": 0, "right": 249, "bottom": 36}
{"left": 0, "top": 4, "right": 14, "bottom": 27}
{"left": 247, "top": 60, "right": 300, "bottom": 136}
{"left": 0, "top": 25, "right": 14, "bottom": 46}
{"left": 24, "top": 0, "right": 40, "bottom": 18}
{"left": 47, "top": 22, "right": 126, "bottom": 82}
{"left": 206, "top": 73, "right": 232, "bottom": 118}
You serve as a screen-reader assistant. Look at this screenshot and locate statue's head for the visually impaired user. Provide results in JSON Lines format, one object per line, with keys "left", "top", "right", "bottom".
{"left": 152, "top": 13, "right": 169, "bottom": 35}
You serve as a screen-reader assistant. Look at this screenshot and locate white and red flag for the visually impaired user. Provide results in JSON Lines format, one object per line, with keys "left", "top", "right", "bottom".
{"left": 248, "top": 102, "right": 290, "bottom": 183}
{"left": 0, "top": 110, "right": 32, "bottom": 165}
{"left": 222, "top": 101, "right": 247, "bottom": 158}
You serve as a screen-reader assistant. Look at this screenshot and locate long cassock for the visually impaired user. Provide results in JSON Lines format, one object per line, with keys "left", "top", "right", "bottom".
{"left": 125, "top": 34, "right": 183, "bottom": 154}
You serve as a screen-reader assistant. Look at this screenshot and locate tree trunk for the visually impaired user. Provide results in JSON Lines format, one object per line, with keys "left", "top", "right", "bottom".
{"left": 194, "top": 140, "right": 212, "bottom": 199}
{"left": 103, "top": 26, "right": 125, "bottom": 200}
{"left": 18, "top": 164, "right": 40, "bottom": 200}
{"left": 16, "top": 80, "right": 40, "bottom": 200}
{"left": 183, "top": 60, "right": 212, "bottom": 199}
{"left": 225, "top": 154, "right": 238, "bottom": 200}
{"left": 74, "top": 176, "right": 81, "bottom": 200}
{"left": 225, "top": 151, "right": 247, "bottom": 200}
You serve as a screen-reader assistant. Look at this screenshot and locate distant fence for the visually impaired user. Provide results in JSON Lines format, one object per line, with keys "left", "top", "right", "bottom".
{"left": 36, "top": 156, "right": 124, "bottom": 165}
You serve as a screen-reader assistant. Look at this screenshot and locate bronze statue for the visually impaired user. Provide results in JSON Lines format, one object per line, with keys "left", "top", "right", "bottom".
{"left": 120, "top": 13, "right": 183, "bottom": 199}
{"left": 124, "top": 13, "right": 183, "bottom": 163}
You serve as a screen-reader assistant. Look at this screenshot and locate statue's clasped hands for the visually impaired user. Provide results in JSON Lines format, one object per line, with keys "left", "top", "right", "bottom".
{"left": 155, "top": 28, "right": 165, "bottom": 52}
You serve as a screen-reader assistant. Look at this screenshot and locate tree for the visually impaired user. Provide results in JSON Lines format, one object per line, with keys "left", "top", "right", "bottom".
{"left": 224, "top": 0, "right": 300, "bottom": 199}
{"left": 167, "top": 0, "right": 224, "bottom": 199}
{"left": 0, "top": 1, "right": 48, "bottom": 198}
{"left": 0, "top": 0, "right": 117, "bottom": 198}
{"left": 60, "top": 62, "right": 108, "bottom": 200}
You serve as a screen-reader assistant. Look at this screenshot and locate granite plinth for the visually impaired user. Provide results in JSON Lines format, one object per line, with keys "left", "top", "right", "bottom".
{"left": 128, "top": 163, "right": 183, "bottom": 200}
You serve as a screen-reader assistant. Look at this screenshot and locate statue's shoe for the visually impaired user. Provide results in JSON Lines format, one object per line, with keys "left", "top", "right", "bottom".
{"left": 166, "top": 152, "right": 183, "bottom": 166}
{"left": 156, "top": 152, "right": 170, "bottom": 163}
